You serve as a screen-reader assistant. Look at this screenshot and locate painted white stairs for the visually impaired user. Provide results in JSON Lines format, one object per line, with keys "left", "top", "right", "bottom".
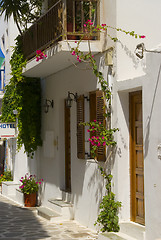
{"left": 37, "top": 192, "right": 74, "bottom": 222}
{"left": 98, "top": 222, "right": 145, "bottom": 240}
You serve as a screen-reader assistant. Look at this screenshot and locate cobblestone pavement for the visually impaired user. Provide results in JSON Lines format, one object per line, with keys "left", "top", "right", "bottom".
{"left": 0, "top": 195, "right": 98, "bottom": 240}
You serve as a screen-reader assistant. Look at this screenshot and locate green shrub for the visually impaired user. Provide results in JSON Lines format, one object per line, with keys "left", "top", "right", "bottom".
{"left": 0, "top": 170, "right": 13, "bottom": 185}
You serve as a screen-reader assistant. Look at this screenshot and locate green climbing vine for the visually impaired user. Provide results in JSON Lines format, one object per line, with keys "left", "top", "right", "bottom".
{"left": 95, "top": 167, "right": 122, "bottom": 232}
{"left": 67, "top": 20, "right": 145, "bottom": 232}
{"left": 1, "top": 35, "right": 42, "bottom": 156}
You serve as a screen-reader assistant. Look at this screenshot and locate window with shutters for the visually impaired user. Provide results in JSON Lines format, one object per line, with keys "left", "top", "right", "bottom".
{"left": 77, "top": 95, "right": 85, "bottom": 159}
{"left": 89, "top": 90, "right": 106, "bottom": 161}
{"left": 76, "top": 90, "right": 106, "bottom": 161}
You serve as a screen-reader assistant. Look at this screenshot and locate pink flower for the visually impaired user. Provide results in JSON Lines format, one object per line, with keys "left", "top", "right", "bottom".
{"left": 92, "top": 126, "right": 94, "bottom": 129}
{"left": 41, "top": 179, "right": 43, "bottom": 181}
{"left": 84, "top": 24, "right": 86, "bottom": 27}
{"left": 36, "top": 182, "right": 38, "bottom": 184}
{"left": 36, "top": 57, "right": 39, "bottom": 62}
{"left": 36, "top": 50, "right": 41, "bottom": 55}
{"left": 99, "top": 122, "right": 101, "bottom": 124}
{"left": 88, "top": 138, "right": 91, "bottom": 142}
{"left": 98, "top": 142, "right": 101, "bottom": 147}
{"left": 75, "top": 41, "right": 77, "bottom": 43}
{"left": 92, "top": 55, "right": 94, "bottom": 58}
{"left": 89, "top": 22, "right": 93, "bottom": 25}
{"left": 72, "top": 51, "right": 76, "bottom": 55}
{"left": 140, "top": 35, "right": 146, "bottom": 38}
{"left": 103, "top": 142, "right": 106, "bottom": 146}
{"left": 87, "top": 129, "right": 90, "bottom": 132}
{"left": 96, "top": 136, "right": 99, "bottom": 140}
{"left": 102, "top": 136, "right": 105, "bottom": 139}
{"left": 79, "top": 60, "right": 81, "bottom": 63}
{"left": 92, "top": 130, "right": 95, "bottom": 132}
{"left": 102, "top": 24, "right": 106, "bottom": 27}
{"left": 39, "top": 182, "right": 41, "bottom": 184}
{"left": 93, "top": 120, "right": 96, "bottom": 122}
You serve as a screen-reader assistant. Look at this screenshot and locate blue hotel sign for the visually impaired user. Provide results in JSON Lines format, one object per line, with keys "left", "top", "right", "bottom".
{"left": 0, "top": 123, "right": 16, "bottom": 138}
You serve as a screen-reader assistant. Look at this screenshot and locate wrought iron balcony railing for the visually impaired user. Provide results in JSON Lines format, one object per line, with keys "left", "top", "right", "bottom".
{"left": 22, "top": 0, "right": 99, "bottom": 60}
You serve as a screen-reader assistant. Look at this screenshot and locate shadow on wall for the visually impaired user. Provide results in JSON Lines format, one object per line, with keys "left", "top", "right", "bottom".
{"left": 118, "top": 40, "right": 146, "bottom": 71}
{"left": 116, "top": 91, "right": 130, "bottom": 159}
{"left": 144, "top": 62, "right": 161, "bottom": 158}
{"left": 0, "top": 196, "right": 50, "bottom": 239}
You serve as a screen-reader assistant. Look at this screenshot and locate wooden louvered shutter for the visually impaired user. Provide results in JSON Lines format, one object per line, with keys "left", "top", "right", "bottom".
{"left": 89, "top": 90, "right": 106, "bottom": 161}
{"left": 64, "top": 100, "right": 71, "bottom": 192}
{"left": 77, "top": 95, "right": 85, "bottom": 159}
{"left": 96, "top": 90, "right": 106, "bottom": 161}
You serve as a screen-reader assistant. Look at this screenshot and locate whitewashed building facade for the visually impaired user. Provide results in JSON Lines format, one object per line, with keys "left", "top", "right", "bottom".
{"left": 2, "top": 0, "right": 161, "bottom": 239}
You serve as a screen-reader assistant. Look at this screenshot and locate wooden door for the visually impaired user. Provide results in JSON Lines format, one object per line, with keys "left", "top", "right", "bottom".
{"left": 64, "top": 101, "right": 71, "bottom": 192}
{"left": 129, "top": 91, "right": 145, "bottom": 225}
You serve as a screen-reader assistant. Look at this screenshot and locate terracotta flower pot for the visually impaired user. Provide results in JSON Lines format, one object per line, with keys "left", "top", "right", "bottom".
{"left": 24, "top": 192, "right": 37, "bottom": 207}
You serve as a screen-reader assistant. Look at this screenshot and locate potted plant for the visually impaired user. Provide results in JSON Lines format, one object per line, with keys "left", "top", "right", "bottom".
{"left": 19, "top": 173, "right": 43, "bottom": 207}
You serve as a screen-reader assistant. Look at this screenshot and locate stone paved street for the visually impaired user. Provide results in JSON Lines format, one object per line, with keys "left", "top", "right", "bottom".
{"left": 0, "top": 195, "right": 98, "bottom": 240}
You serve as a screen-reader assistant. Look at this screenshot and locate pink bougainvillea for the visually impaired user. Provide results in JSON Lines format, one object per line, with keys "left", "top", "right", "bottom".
{"left": 36, "top": 50, "right": 47, "bottom": 62}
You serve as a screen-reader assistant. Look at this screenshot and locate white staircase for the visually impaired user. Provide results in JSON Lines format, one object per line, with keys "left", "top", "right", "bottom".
{"left": 37, "top": 191, "right": 74, "bottom": 222}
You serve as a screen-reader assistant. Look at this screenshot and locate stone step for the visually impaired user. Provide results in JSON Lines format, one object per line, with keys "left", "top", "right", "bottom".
{"left": 2, "top": 181, "right": 20, "bottom": 196}
{"left": 37, "top": 206, "right": 63, "bottom": 222}
{"left": 61, "top": 190, "right": 72, "bottom": 202}
{"left": 120, "top": 222, "right": 145, "bottom": 240}
{"left": 47, "top": 199, "right": 74, "bottom": 220}
{"left": 98, "top": 222, "right": 145, "bottom": 240}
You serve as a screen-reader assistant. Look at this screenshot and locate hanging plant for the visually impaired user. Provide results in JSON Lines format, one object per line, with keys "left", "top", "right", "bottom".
{"left": 1, "top": 36, "right": 42, "bottom": 156}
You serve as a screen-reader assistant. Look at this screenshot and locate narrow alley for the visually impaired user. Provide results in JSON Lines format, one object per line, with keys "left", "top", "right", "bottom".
{"left": 0, "top": 195, "right": 98, "bottom": 240}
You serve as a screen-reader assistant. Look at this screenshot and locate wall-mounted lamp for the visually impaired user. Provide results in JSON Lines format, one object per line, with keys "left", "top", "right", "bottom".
{"left": 135, "top": 43, "right": 145, "bottom": 59}
{"left": 135, "top": 43, "right": 161, "bottom": 59}
{"left": 66, "top": 91, "right": 78, "bottom": 108}
{"left": 44, "top": 99, "right": 54, "bottom": 113}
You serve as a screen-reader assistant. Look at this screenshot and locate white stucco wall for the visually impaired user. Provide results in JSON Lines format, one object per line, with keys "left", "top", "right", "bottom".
{"left": 111, "top": 1, "right": 161, "bottom": 239}
{"left": 142, "top": 53, "right": 161, "bottom": 240}
{"left": 38, "top": 55, "right": 109, "bottom": 229}
{"left": 11, "top": 0, "right": 161, "bottom": 237}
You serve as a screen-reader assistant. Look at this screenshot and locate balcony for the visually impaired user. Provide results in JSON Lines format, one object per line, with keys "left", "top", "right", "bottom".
{"left": 22, "top": 0, "right": 101, "bottom": 78}
{"left": 22, "top": 0, "right": 99, "bottom": 60}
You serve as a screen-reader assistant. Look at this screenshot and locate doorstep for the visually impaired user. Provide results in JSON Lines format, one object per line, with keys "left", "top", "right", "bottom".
{"left": 98, "top": 222, "right": 145, "bottom": 240}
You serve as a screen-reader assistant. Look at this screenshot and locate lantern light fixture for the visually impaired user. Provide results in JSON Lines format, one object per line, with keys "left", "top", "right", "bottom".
{"left": 44, "top": 99, "right": 54, "bottom": 113}
{"left": 66, "top": 91, "right": 78, "bottom": 108}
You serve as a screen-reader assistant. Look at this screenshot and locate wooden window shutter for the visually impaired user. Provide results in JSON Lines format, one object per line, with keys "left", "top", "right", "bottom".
{"left": 89, "top": 90, "right": 106, "bottom": 161}
{"left": 77, "top": 95, "right": 85, "bottom": 159}
{"left": 64, "top": 100, "right": 71, "bottom": 192}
